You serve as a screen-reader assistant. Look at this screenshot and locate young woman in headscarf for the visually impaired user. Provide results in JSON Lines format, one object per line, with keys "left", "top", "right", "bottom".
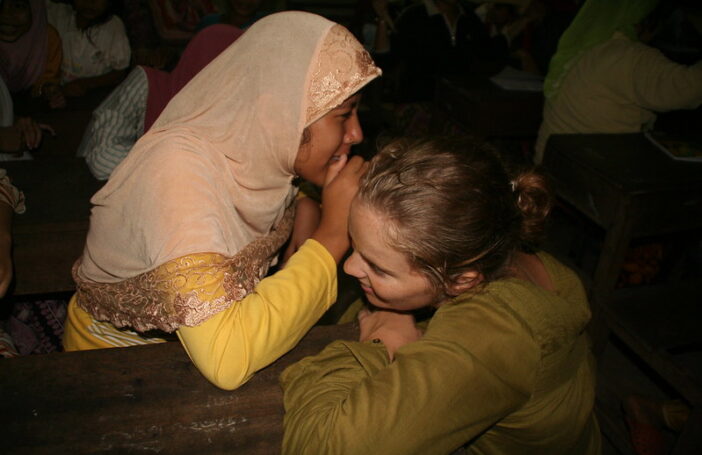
{"left": 62, "top": 11, "right": 382, "bottom": 391}
{"left": 0, "top": 0, "right": 64, "bottom": 116}
{"left": 534, "top": 0, "right": 702, "bottom": 163}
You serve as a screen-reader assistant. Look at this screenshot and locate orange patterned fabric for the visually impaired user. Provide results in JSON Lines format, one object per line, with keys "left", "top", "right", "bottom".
{"left": 75, "top": 206, "right": 294, "bottom": 332}
{"left": 305, "top": 25, "right": 381, "bottom": 124}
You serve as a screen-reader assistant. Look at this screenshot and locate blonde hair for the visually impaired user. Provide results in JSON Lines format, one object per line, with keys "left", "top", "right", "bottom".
{"left": 357, "top": 136, "right": 552, "bottom": 294}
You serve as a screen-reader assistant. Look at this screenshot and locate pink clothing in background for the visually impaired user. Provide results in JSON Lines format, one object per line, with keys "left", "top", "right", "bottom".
{"left": 142, "top": 24, "right": 244, "bottom": 131}
{"left": 0, "top": 0, "right": 48, "bottom": 92}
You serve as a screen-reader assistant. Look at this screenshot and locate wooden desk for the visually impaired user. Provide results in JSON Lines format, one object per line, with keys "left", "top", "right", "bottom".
{"left": 0, "top": 323, "right": 358, "bottom": 454}
{"left": 2, "top": 107, "right": 103, "bottom": 296}
{"left": 434, "top": 75, "right": 544, "bottom": 138}
{"left": 544, "top": 133, "right": 702, "bottom": 453}
{"left": 603, "top": 284, "right": 702, "bottom": 454}
{"left": 542, "top": 133, "right": 702, "bottom": 302}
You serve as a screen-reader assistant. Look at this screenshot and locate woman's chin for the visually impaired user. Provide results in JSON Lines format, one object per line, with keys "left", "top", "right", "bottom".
{"left": 363, "top": 295, "right": 394, "bottom": 311}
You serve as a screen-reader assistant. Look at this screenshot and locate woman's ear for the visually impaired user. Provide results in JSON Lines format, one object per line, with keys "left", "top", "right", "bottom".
{"left": 446, "top": 270, "right": 482, "bottom": 296}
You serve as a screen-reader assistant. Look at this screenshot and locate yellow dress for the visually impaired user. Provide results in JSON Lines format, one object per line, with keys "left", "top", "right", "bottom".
{"left": 64, "top": 239, "right": 337, "bottom": 390}
{"left": 281, "top": 252, "right": 601, "bottom": 454}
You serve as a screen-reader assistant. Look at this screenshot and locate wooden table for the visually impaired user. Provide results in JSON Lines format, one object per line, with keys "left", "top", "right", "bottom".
{"left": 3, "top": 105, "right": 103, "bottom": 296}
{"left": 434, "top": 75, "right": 544, "bottom": 138}
{"left": 0, "top": 322, "right": 358, "bottom": 454}
{"left": 543, "top": 133, "right": 702, "bottom": 454}
{"left": 602, "top": 283, "right": 702, "bottom": 455}
{"left": 542, "top": 133, "right": 702, "bottom": 302}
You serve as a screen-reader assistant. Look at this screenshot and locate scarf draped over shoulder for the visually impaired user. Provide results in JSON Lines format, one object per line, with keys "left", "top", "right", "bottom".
{"left": 142, "top": 24, "right": 245, "bottom": 133}
{"left": 74, "top": 12, "right": 381, "bottom": 332}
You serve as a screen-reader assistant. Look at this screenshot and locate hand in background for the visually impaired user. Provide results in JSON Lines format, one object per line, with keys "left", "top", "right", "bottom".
{"left": 62, "top": 80, "right": 88, "bottom": 98}
{"left": 43, "top": 83, "right": 66, "bottom": 109}
{"left": 15, "top": 117, "right": 55, "bottom": 150}
{"left": 358, "top": 308, "right": 423, "bottom": 360}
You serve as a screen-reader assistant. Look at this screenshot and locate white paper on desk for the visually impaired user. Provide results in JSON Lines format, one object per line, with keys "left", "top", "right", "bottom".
{"left": 490, "top": 66, "right": 544, "bottom": 92}
{"left": 0, "top": 151, "right": 33, "bottom": 161}
{"left": 645, "top": 131, "right": 702, "bottom": 162}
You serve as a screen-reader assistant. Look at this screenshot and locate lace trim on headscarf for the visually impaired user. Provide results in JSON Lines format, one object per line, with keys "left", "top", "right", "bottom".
{"left": 305, "top": 25, "right": 382, "bottom": 125}
{"left": 74, "top": 206, "right": 295, "bottom": 333}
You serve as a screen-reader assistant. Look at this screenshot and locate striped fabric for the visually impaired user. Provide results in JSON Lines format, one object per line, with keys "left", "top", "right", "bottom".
{"left": 78, "top": 66, "right": 148, "bottom": 180}
{"left": 86, "top": 319, "right": 166, "bottom": 348}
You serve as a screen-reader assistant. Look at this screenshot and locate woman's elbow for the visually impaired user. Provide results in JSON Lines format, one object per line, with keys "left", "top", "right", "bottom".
{"left": 199, "top": 363, "right": 253, "bottom": 391}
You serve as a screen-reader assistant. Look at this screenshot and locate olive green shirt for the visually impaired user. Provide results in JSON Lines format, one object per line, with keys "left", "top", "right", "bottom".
{"left": 281, "top": 252, "right": 601, "bottom": 454}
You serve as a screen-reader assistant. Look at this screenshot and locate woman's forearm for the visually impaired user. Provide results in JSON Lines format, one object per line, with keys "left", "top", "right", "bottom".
{"left": 177, "top": 239, "right": 337, "bottom": 390}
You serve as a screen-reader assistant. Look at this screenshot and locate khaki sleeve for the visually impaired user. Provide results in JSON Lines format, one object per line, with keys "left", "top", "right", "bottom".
{"left": 280, "top": 299, "right": 540, "bottom": 455}
{"left": 629, "top": 45, "right": 702, "bottom": 112}
{"left": 176, "top": 239, "right": 337, "bottom": 390}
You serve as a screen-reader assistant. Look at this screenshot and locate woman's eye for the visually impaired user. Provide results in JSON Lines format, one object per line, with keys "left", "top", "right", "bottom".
{"left": 371, "top": 264, "right": 386, "bottom": 276}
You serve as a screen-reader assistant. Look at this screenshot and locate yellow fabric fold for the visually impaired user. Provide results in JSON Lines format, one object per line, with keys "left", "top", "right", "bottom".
{"left": 65, "top": 239, "right": 337, "bottom": 390}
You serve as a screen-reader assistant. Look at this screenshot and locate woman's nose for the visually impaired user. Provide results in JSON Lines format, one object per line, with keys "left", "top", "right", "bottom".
{"left": 343, "top": 251, "right": 362, "bottom": 278}
{"left": 344, "top": 114, "right": 363, "bottom": 145}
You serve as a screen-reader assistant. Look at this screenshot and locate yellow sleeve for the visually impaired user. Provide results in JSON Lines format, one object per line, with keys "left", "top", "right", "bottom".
{"left": 176, "top": 238, "right": 337, "bottom": 390}
{"left": 280, "top": 296, "right": 539, "bottom": 455}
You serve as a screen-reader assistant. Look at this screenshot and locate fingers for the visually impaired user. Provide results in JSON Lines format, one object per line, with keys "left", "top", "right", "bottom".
{"left": 44, "top": 84, "right": 66, "bottom": 109}
{"left": 39, "top": 123, "right": 56, "bottom": 137}
{"left": 323, "top": 154, "right": 348, "bottom": 187}
{"left": 344, "top": 155, "right": 369, "bottom": 175}
{"left": 336, "top": 155, "right": 369, "bottom": 185}
{"left": 16, "top": 117, "right": 41, "bottom": 150}
{"left": 13, "top": 118, "right": 55, "bottom": 150}
{"left": 49, "top": 94, "right": 66, "bottom": 109}
{"left": 323, "top": 155, "right": 368, "bottom": 188}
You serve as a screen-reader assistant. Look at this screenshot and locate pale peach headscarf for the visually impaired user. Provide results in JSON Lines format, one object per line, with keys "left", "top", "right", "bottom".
{"left": 77, "top": 12, "right": 381, "bottom": 284}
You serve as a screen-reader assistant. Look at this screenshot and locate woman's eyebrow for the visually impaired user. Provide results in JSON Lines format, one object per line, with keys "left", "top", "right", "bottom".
{"left": 335, "top": 96, "right": 361, "bottom": 110}
{"left": 360, "top": 251, "right": 393, "bottom": 276}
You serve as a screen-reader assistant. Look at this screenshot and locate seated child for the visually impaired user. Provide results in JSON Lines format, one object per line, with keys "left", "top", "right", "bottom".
{"left": 78, "top": 23, "right": 243, "bottom": 180}
{"left": 281, "top": 136, "right": 602, "bottom": 454}
{"left": 0, "top": 0, "right": 64, "bottom": 109}
{"left": 46, "top": 0, "right": 131, "bottom": 97}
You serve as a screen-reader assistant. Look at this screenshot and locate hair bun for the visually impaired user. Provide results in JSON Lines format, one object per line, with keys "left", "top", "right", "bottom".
{"left": 512, "top": 171, "right": 553, "bottom": 245}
